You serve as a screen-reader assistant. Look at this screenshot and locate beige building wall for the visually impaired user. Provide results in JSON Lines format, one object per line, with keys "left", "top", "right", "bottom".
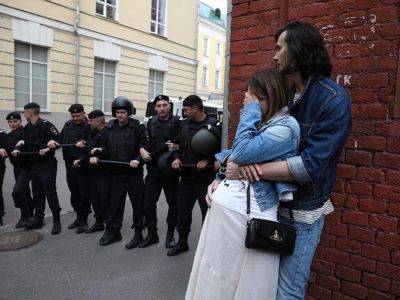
{"left": 0, "top": 0, "right": 197, "bottom": 124}
{"left": 196, "top": 13, "right": 226, "bottom": 101}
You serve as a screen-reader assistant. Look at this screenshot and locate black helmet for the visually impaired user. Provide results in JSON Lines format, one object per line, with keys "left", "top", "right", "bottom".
{"left": 191, "top": 125, "right": 221, "bottom": 156}
{"left": 111, "top": 96, "right": 136, "bottom": 117}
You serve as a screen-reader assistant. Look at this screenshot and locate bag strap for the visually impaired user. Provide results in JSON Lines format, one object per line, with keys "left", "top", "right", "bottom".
{"left": 246, "top": 183, "right": 295, "bottom": 225}
{"left": 246, "top": 184, "right": 251, "bottom": 223}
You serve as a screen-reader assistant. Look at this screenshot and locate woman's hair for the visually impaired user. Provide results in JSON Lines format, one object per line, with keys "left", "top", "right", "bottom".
{"left": 275, "top": 21, "right": 332, "bottom": 80}
{"left": 247, "top": 69, "right": 288, "bottom": 123}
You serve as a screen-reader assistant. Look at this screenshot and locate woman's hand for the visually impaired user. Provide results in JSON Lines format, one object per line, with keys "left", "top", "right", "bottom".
{"left": 243, "top": 91, "right": 258, "bottom": 105}
{"left": 205, "top": 179, "right": 220, "bottom": 207}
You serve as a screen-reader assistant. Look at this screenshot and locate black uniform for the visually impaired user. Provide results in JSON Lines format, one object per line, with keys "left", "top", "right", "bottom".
{"left": 18, "top": 118, "right": 61, "bottom": 219}
{"left": 59, "top": 119, "right": 91, "bottom": 219}
{"left": 105, "top": 118, "right": 146, "bottom": 232}
{"left": 6, "top": 127, "right": 34, "bottom": 217}
{"left": 142, "top": 115, "right": 180, "bottom": 237}
{"left": 80, "top": 127, "right": 110, "bottom": 226}
{"left": 174, "top": 115, "right": 221, "bottom": 239}
{"left": 0, "top": 130, "right": 6, "bottom": 222}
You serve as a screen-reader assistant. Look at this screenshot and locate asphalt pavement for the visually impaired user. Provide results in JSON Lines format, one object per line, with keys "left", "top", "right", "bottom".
{"left": 0, "top": 152, "right": 203, "bottom": 300}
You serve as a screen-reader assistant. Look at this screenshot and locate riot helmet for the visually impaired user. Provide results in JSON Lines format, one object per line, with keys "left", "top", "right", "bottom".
{"left": 111, "top": 96, "right": 136, "bottom": 117}
{"left": 191, "top": 124, "right": 221, "bottom": 156}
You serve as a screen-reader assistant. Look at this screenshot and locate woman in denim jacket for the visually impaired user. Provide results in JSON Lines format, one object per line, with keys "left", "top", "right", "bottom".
{"left": 186, "top": 69, "right": 300, "bottom": 300}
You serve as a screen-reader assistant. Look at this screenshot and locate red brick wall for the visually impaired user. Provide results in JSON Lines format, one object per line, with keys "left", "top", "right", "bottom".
{"left": 229, "top": 0, "right": 400, "bottom": 298}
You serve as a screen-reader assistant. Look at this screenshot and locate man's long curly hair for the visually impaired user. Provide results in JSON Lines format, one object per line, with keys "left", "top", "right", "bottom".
{"left": 275, "top": 21, "right": 332, "bottom": 80}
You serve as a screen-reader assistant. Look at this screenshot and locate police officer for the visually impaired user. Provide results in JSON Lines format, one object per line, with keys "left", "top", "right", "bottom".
{"left": 11, "top": 102, "right": 62, "bottom": 235}
{"left": 138, "top": 95, "right": 180, "bottom": 249}
{"left": 91, "top": 97, "right": 145, "bottom": 247}
{"left": 74, "top": 109, "right": 109, "bottom": 234}
{"left": 48, "top": 104, "right": 91, "bottom": 233}
{"left": 167, "top": 95, "right": 221, "bottom": 256}
{"left": 2, "top": 112, "right": 34, "bottom": 227}
{"left": 0, "top": 128, "right": 6, "bottom": 226}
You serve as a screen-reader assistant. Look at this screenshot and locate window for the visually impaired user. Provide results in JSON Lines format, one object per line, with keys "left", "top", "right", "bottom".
{"left": 14, "top": 42, "right": 49, "bottom": 110}
{"left": 215, "top": 69, "right": 221, "bottom": 89}
{"left": 96, "top": 0, "right": 117, "bottom": 20}
{"left": 151, "top": 0, "right": 167, "bottom": 36}
{"left": 94, "top": 58, "right": 116, "bottom": 114}
{"left": 203, "top": 37, "right": 209, "bottom": 56}
{"left": 148, "top": 69, "right": 165, "bottom": 100}
{"left": 202, "top": 66, "right": 208, "bottom": 87}
{"left": 216, "top": 42, "right": 222, "bottom": 55}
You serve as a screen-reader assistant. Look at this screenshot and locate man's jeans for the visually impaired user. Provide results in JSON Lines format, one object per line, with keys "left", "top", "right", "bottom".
{"left": 277, "top": 214, "right": 325, "bottom": 300}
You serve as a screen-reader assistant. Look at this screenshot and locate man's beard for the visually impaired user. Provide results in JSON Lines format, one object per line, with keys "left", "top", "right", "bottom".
{"left": 279, "top": 62, "right": 297, "bottom": 76}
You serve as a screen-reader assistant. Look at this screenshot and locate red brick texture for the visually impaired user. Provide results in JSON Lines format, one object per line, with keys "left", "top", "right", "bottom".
{"left": 229, "top": 1, "right": 400, "bottom": 298}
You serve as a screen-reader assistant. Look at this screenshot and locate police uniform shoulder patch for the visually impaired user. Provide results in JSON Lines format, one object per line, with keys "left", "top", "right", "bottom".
{"left": 50, "top": 126, "right": 59, "bottom": 135}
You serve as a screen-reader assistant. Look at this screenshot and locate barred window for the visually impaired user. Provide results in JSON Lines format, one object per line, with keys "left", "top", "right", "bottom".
{"left": 14, "top": 42, "right": 49, "bottom": 110}
{"left": 148, "top": 69, "right": 165, "bottom": 100}
{"left": 94, "top": 58, "right": 116, "bottom": 114}
{"left": 96, "top": 0, "right": 118, "bottom": 20}
{"left": 151, "top": 0, "right": 167, "bottom": 36}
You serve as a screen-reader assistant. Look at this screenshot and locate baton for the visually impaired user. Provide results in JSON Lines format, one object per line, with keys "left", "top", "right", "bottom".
{"left": 98, "top": 159, "right": 131, "bottom": 166}
{"left": 56, "top": 143, "right": 77, "bottom": 148}
{"left": 149, "top": 135, "right": 180, "bottom": 158}
{"left": 16, "top": 152, "right": 40, "bottom": 156}
{"left": 181, "top": 164, "right": 213, "bottom": 169}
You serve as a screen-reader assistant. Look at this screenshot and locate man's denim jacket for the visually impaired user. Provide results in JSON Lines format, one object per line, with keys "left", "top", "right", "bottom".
{"left": 216, "top": 104, "right": 300, "bottom": 211}
{"left": 286, "top": 75, "right": 352, "bottom": 210}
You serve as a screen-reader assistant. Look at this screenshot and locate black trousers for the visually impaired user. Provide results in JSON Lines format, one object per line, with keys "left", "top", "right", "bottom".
{"left": 176, "top": 172, "right": 215, "bottom": 235}
{"left": 106, "top": 171, "right": 144, "bottom": 230}
{"left": 30, "top": 158, "right": 61, "bottom": 216}
{"left": 88, "top": 171, "right": 110, "bottom": 222}
{"left": 12, "top": 167, "right": 34, "bottom": 213}
{"left": 143, "top": 166, "right": 179, "bottom": 233}
{"left": 65, "top": 161, "right": 90, "bottom": 216}
{"left": 0, "top": 164, "right": 5, "bottom": 215}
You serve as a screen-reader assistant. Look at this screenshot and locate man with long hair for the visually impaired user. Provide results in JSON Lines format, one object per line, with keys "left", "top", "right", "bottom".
{"left": 213, "top": 21, "right": 352, "bottom": 299}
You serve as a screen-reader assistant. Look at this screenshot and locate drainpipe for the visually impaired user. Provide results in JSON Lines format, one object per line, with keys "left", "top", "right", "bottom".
{"left": 194, "top": 1, "right": 200, "bottom": 94}
{"left": 73, "top": 0, "right": 81, "bottom": 104}
{"left": 221, "top": 0, "right": 232, "bottom": 149}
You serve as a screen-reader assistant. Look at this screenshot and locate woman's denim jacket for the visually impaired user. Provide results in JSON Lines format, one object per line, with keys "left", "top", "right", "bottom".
{"left": 215, "top": 103, "right": 300, "bottom": 211}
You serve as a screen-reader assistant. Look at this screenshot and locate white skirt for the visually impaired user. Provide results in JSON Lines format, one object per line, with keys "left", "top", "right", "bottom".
{"left": 185, "top": 202, "right": 280, "bottom": 300}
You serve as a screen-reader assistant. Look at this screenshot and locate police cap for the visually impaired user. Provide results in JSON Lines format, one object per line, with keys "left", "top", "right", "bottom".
{"left": 88, "top": 110, "right": 105, "bottom": 119}
{"left": 153, "top": 95, "right": 169, "bottom": 106}
{"left": 6, "top": 111, "right": 21, "bottom": 120}
{"left": 68, "top": 103, "right": 84, "bottom": 113}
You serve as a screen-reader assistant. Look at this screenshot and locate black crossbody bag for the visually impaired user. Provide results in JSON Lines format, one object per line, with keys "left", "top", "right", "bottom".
{"left": 245, "top": 185, "right": 297, "bottom": 255}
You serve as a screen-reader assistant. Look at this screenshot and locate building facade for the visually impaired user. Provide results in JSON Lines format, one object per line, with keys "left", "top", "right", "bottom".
{"left": 0, "top": 0, "right": 198, "bottom": 125}
{"left": 196, "top": 2, "right": 226, "bottom": 103}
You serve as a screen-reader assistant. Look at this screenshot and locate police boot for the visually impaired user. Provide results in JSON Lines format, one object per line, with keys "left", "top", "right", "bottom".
{"left": 86, "top": 218, "right": 105, "bottom": 233}
{"left": 15, "top": 209, "right": 30, "bottom": 229}
{"left": 138, "top": 230, "right": 159, "bottom": 248}
{"left": 68, "top": 214, "right": 79, "bottom": 229}
{"left": 165, "top": 230, "right": 176, "bottom": 249}
{"left": 76, "top": 215, "right": 88, "bottom": 234}
{"left": 125, "top": 229, "right": 144, "bottom": 249}
{"left": 167, "top": 234, "right": 189, "bottom": 256}
{"left": 26, "top": 215, "right": 44, "bottom": 230}
{"left": 0, "top": 212, "right": 4, "bottom": 226}
{"left": 99, "top": 228, "right": 111, "bottom": 244}
{"left": 51, "top": 212, "right": 61, "bottom": 235}
{"left": 99, "top": 228, "right": 122, "bottom": 246}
